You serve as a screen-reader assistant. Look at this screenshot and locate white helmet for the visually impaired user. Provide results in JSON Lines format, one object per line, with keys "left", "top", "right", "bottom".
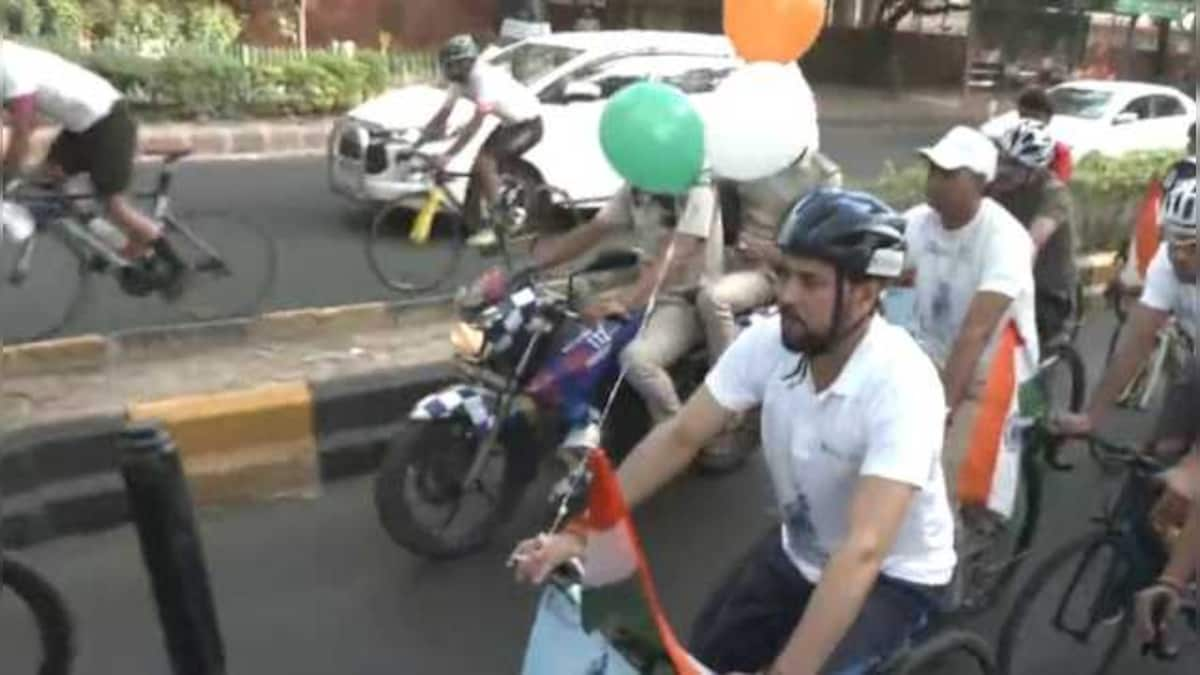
{"left": 999, "top": 119, "right": 1055, "bottom": 170}
{"left": 1160, "top": 177, "right": 1197, "bottom": 239}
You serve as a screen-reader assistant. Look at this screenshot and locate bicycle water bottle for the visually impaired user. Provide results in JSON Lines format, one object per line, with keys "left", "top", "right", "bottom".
{"left": 87, "top": 216, "right": 128, "bottom": 252}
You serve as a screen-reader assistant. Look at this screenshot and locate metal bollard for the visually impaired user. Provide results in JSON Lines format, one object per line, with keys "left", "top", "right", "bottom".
{"left": 120, "top": 423, "right": 226, "bottom": 675}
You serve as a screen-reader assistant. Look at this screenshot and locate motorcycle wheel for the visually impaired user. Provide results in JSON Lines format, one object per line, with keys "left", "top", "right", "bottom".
{"left": 374, "top": 419, "right": 524, "bottom": 560}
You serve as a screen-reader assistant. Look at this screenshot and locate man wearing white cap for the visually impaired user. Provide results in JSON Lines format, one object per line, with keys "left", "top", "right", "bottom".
{"left": 901, "top": 126, "right": 1039, "bottom": 531}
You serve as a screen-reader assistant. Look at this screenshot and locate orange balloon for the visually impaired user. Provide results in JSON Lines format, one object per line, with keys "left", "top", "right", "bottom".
{"left": 724, "top": 0, "right": 826, "bottom": 63}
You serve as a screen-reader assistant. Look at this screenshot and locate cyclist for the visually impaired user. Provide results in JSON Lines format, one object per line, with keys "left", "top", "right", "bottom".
{"left": 1113, "top": 122, "right": 1196, "bottom": 295}
{"left": 421, "top": 34, "right": 544, "bottom": 248}
{"left": 696, "top": 148, "right": 843, "bottom": 463}
{"left": 527, "top": 178, "right": 725, "bottom": 460}
{"left": 514, "top": 189, "right": 955, "bottom": 674}
{"left": 901, "top": 126, "right": 1039, "bottom": 521}
{"left": 1012, "top": 87, "right": 1072, "bottom": 182}
{"left": 1057, "top": 178, "right": 1198, "bottom": 538}
{"left": 989, "top": 118, "right": 1079, "bottom": 348}
{"left": 0, "top": 39, "right": 185, "bottom": 291}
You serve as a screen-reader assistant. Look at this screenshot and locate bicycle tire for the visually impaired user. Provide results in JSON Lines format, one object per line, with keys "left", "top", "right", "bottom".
{"left": 1040, "top": 343, "right": 1087, "bottom": 413}
{"left": 367, "top": 197, "right": 465, "bottom": 294}
{"left": 0, "top": 229, "right": 88, "bottom": 344}
{"left": 996, "top": 533, "right": 1134, "bottom": 675}
{"left": 884, "top": 629, "right": 995, "bottom": 674}
{"left": 2, "top": 555, "right": 76, "bottom": 675}
{"left": 166, "top": 215, "right": 278, "bottom": 321}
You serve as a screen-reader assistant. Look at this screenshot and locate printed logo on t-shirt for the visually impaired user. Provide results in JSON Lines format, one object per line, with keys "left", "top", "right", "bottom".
{"left": 783, "top": 493, "right": 829, "bottom": 567}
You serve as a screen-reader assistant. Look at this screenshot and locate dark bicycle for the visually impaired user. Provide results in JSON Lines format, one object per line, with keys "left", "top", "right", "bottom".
{"left": 0, "top": 149, "right": 278, "bottom": 343}
{"left": 1, "top": 492, "right": 76, "bottom": 674}
{"left": 996, "top": 435, "right": 1198, "bottom": 674}
{"left": 951, "top": 339, "right": 1086, "bottom": 617}
{"left": 366, "top": 148, "right": 575, "bottom": 294}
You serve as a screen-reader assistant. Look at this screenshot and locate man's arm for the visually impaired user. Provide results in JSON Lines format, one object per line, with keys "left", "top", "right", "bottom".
{"left": 616, "top": 386, "right": 733, "bottom": 509}
{"left": 439, "top": 109, "right": 486, "bottom": 160}
{"left": 1028, "top": 215, "right": 1060, "bottom": 255}
{"left": 769, "top": 477, "right": 919, "bottom": 675}
{"left": 529, "top": 204, "right": 623, "bottom": 271}
{"left": 1083, "top": 303, "right": 1170, "bottom": 422}
{"left": 943, "top": 291, "right": 1012, "bottom": 411}
{"left": 420, "top": 90, "right": 458, "bottom": 143}
{"left": 615, "top": 232, "right": 704, "bottom": 310}
{"left": 2, "top": 95, "right": 37, "bottom": 181}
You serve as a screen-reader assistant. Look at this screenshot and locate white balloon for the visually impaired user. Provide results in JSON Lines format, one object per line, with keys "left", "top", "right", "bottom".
{"left": 703, "top": 62, "right": 819, "bottom": 182}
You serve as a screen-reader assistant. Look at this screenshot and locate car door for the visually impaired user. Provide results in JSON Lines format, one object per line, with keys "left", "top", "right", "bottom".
{"left": 1107, "top": 95, "right": 1155, "bottom": 156}
{"left": 1146, "top": 94, "right": 1192, "bottom": 152}
{"left": 527, "top": 52, "right": 738, "bottom": 206}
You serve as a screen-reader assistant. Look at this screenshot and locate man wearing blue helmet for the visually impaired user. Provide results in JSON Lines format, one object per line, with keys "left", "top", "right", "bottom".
{"left": 514, "top": 188, "right": 955, "bottom": 674}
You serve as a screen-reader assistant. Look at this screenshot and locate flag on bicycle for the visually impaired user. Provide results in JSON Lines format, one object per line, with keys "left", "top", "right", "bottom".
{"left": 956, "top": 321, "right": 1023, "bottom": 519}
{"left": 1119, "top": 179, "right": 1162, "bottom": 285}
{"left": 521, "top": 448, "right": 714, "bottom": 674}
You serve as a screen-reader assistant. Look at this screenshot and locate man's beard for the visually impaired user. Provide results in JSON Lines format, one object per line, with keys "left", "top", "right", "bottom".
{"left": 780, "top": 312, "right": 831, "bottom": 355}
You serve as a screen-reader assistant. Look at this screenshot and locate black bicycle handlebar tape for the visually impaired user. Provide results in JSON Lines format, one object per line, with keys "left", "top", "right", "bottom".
{"left": 120, "top": 424, "right": 226, "bottom": 675}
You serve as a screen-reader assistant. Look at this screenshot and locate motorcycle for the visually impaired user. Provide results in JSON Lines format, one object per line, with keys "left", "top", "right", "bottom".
{"left": 373, "top": 250, "right": 766, "bottom": 560}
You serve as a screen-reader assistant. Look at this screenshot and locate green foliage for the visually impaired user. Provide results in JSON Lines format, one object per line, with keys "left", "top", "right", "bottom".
{"left": 181, "top": 2, "right": 242, "bottom": 50}
{"left": 40, "top": 0, "right": 86, "bottom": 40}
{"left": 860, "top": 149, "right": 1185, "bottom": 253}
{"left": 3, "top": 0, "right": 43, "bottom": 35}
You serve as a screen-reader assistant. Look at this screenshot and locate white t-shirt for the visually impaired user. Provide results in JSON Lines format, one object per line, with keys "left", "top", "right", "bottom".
{"left": 596, "top": 181, "right": 724, "bottom": 295}
{"left": 456, "top": 62, "right": 540, "bottom": 126}
{"left": 706, "top": 315, "right": 956, "bottom": 586}
{"left": 903, "top": 198, "right": 1040, "bottom": 380}
{"left": 1140, "top": 243, "right": 1199, "bottom": 345}
{"left": 0, "top": 41, "right": 121, "bottom": 133}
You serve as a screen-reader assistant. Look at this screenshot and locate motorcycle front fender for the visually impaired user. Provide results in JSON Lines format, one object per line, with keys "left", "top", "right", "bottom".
{"left": 410, "top": 384, "right": 499, "bottom": 433}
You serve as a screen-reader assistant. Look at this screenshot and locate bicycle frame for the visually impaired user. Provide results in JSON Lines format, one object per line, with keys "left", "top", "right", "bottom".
{"left": 1050, "top": 450, "right": 1167, "bottom": 645}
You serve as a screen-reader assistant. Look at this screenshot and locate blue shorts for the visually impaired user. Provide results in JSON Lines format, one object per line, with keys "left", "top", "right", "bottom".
{"left": 689, "top": 527, "right": 945, "bottom": 674}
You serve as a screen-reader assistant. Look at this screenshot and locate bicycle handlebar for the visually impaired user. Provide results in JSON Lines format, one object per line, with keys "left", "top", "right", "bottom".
{"left": 1035, "top": 422, "right": 1163, "bottom": 475}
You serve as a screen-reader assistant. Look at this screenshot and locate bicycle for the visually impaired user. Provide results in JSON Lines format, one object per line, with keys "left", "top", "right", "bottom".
{"left": 0, "top": 149, "right": 278, "bottom": 344}
{"left": 366, "top": 148, "right": 576, "bottom": 294}
{"left": 995, "top": 434, "right": 1198, "bottom": 675}
{"left": 950, "top": 338, "right": 1086, "bottom": 617}
{"left": 1, "top": 494, "right": 76, "bottom": 674}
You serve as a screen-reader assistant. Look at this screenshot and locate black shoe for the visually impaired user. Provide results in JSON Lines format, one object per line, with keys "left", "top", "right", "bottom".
{"left": 151, "top": 238, "right": 188, "bottom": 301}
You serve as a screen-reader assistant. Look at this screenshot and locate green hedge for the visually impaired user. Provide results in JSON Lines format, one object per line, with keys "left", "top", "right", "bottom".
{"left": 51, "top": 47, "right": 400, "bottom": 119}
{"left": 864, "top": 150, "right": 1183, "bottom": 253}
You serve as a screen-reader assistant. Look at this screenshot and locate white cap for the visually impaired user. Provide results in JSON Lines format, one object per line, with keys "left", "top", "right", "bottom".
{"left": 918, "top": 126, "right": 998, "bottom": 182}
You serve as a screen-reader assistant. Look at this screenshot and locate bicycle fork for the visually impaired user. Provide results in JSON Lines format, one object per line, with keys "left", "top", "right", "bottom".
{"left": 1051, "top": 537, "right": 1133, "bottom": 643}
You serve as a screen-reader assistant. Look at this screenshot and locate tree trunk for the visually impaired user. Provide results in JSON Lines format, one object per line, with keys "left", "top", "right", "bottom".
{"left": 831, "top": 0, "right": 857, "bottom": 27}
{"left": 1153, "top": 18, "right": 1170, "bottom": 80}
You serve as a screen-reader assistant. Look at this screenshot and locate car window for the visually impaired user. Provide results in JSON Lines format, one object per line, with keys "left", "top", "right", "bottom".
{"left": 1151, "top": 95, "right": 1187, "bottom": 118}
{"left": 546, "top": 53, "right": 736, "bottom": 103}
{"left": 1047, "top": 87, "right": 1112, "bottom": 120}
{"left": 486, "top": 43, "right": 585, "bottom": 86}
{"left": 1120, "top": 96, "right": 1153, "bottom": 121}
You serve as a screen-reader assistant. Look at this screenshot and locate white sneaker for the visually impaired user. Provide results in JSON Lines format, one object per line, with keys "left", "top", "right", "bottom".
{"left": 467, "top": 229, "right": 498, "bottom": 248}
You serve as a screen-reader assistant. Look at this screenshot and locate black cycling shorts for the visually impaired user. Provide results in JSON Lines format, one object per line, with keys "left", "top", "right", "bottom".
{"left": 46, "top": 99, "right": 137, "bottom": 197}
{"left": 481, "top": 117, "right": 543, "bottom": 164}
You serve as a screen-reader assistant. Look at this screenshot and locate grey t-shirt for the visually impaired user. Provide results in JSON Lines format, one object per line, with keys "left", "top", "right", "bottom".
{"left": 994, "top": 176, "right": 1077, "bottom": 304}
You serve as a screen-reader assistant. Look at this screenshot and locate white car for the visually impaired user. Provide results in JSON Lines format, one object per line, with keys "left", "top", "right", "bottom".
{"left": 328, "top": 30, "right": 740, "bottom": 213}
{"left": 980, "top": 80, "right": 1196, "bottom": 160}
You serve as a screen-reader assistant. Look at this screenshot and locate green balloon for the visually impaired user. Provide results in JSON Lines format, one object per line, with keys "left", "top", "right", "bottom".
{"left": 599, "top": 81, "right": 705, "bottom": 194}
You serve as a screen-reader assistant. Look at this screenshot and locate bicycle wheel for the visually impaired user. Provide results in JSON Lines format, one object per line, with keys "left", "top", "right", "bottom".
{"left": 0, "top": 228, "right": 87, "bottom": 344}
{"left": 1, "top": 555, "right": 76, "bottom": 675}
{"left": 953, "top": 456, "right": 1033, "bottom": 617}
{"left": 996, "top": 533, "right": 1135, "bottom": 675}
{"left": 367, "top": 197, "right": 465, "bottom": 294}
{"left": 1037, "top": 343, "right": 1086, "bottom": 414}
{"left": 884, "top": 629, "right": 995, "bottom": 674}
{"left": 164, "top": 214, "right": 277, "bottom": 321}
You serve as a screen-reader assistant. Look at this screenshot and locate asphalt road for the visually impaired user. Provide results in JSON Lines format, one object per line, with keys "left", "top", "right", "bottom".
{"left": 2, "top": 312, "right": 1195, "bottom": 674}
{"left": 1, "top": 118, "right": 946, "bottom": 344}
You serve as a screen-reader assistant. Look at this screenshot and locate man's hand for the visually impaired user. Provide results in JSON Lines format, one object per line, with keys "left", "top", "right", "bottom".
{"left": 509, "top": 532, "right": 586, "bottom": 585}
{"left": 1135, "top": 581, "right": 1181, "bottom": 645}
{"left": 1049, "top": 411, "right": 1094, "bottom": 437}
{"left": 582, "top": 297, "right": 629, "bottom": 325}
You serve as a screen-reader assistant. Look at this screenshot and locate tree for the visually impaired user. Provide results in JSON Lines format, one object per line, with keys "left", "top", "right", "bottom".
{"left": 873, "top": 0, "right": 969, "bottom": 29}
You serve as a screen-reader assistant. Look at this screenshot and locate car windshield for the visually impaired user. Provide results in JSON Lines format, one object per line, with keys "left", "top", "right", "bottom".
{"left": 1047, "top": 87, "right": 1113, "bottom": 120}
{"left": 487, "top": 43, "right": 584, "bottom": 86}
